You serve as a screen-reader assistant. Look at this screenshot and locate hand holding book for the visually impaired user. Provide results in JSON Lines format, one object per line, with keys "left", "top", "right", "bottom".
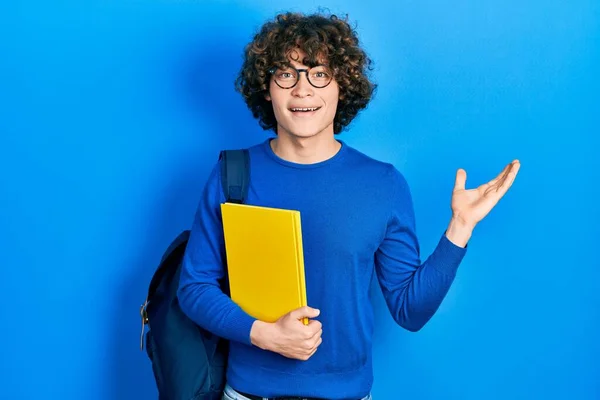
{"left": 250, "top": 306, "right": 323, "bottom": 360}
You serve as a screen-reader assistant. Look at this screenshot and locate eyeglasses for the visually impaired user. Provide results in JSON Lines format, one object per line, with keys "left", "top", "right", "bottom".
{"left": 268, "top": 65, "right": 333, "bottom": 89}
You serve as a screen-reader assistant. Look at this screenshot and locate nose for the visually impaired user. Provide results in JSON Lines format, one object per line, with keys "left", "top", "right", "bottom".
{"left": 291, "top": 71, "right": 314, "bottom": 98}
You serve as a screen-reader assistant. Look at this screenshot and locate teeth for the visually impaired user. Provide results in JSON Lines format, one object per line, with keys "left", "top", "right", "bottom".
{"left": 291, "top": 107, "right": 319, "bottom": 112}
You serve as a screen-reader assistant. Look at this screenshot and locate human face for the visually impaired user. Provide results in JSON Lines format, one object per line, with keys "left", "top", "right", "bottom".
{"left": 265, "top": 49, "right": 339, "bottom": 140}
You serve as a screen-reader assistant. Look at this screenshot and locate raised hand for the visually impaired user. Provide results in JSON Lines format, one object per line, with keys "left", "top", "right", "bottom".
{"left": 450, "top": 159, "right": 521, "bottom": 230}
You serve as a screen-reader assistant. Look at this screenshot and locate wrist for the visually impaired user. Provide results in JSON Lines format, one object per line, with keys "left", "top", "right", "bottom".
{"left": 250, "top": 320, "right": 275, "bottom": 350}
{"left": 445, "top": 215, "right": 474, "bottom": 248}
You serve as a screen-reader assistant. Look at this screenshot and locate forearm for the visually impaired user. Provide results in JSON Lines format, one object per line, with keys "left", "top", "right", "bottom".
{"left": 178, "top": 280, "right": 257, "bottom": 345}
{"left": 394, "top": 221, "right": 473, "bottom": 330}
{"left": 377, "top": 167, "right": 471, "bottom": 331}
{"left": 392, "top": 248, "right": 460, "bottom": 331}
{"left": 379, "top": 232, "right": 468, "bottom": 332}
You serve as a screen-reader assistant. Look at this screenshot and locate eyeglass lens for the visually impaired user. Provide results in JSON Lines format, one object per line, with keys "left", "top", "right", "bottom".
{"left": 273, "top": 66, "right": 333, "bottom": 88}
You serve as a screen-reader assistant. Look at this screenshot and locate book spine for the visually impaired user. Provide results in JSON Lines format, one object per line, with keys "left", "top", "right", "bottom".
{"left": 294, "top": 211, "right": 309, "bottom": 325}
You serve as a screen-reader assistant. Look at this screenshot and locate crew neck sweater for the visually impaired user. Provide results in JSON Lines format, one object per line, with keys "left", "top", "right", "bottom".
{"left": 178, "top": 138, "right": 467, "bottom": 399}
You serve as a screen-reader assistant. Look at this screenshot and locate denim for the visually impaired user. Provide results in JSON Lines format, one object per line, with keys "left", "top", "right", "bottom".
{"left": 222, "top": 383, "right": 372, "bottom": 400}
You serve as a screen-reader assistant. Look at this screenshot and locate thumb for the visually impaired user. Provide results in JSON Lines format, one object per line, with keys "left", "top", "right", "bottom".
{"left": 454, "top": 168, "right": 467, "bottom": 191}
{"left": 290, "top": 306, "right": 320, "bottom": 320}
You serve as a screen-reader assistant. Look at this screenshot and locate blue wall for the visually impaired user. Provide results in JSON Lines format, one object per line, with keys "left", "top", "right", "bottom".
{"left": 1, "top": 1, "right": 598, "bottom": 399}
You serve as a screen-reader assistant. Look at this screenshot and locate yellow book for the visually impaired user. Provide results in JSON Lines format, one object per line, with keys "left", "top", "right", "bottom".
{"left": 220, "top": 202, "right": 308, "bottom": 325}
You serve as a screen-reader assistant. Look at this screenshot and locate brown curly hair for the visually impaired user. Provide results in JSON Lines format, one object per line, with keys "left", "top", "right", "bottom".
{"left": 234, "top": 11, "right": 377, "bottom": 135}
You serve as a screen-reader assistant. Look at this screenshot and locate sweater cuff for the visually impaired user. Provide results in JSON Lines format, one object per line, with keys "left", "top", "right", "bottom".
{"left": 428, "top": 232, "right": 468, "bottom": 276}
{"left": 227, "top": 308, "right": 258, "bottom": 346}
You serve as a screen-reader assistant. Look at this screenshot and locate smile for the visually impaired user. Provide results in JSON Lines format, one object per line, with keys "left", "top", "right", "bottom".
{"left": 289, "top": 106, "right": 322, "bottom": 116}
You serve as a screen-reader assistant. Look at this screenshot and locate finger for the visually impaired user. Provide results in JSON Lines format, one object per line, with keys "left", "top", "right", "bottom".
{"left": 500, "top": 160, "right": 519, "bottom": 180}
{"left": 290, "top": 306, "right": 320, "bottom": 320}
{"left": 487, "top": 160, "right": 518, "bottom": 192}
{"left": 299, "top": 338, "right": 322, "bottom": 361}
{"left": 498, "top": 165, "right": 519, "bottom": 194}
{"left": 453, "top": 168, "right": 467, "bottom": 191}
{"left": 307, "top": 319, "right": 322, "bottom": 331}
{"left": 307, "top": 337, "right": 323, "bottom": 358}
{"left": 489, "top": 170, "right": 518, "bottom": 202}
{"left": 494, "top": 161, "right": 520, "bottom": 193}
{"left": 303, "top": 332, "right": 322, "bottom": 349}
{"left": 307, "top": 325, "right": 323, "bottom": 340}
{"left": 487, "top": 163, "right": 511, "bottom": 187}
{"left": 310, "top": 333, "right": 323, "bottom": 349}
{"left": 510, "top": 160, "right": 521, "bottom": 174}
{"left": 304, "top": 324, "right": 322, "bottom": 340}
{"left": 492, "top": 172, "right": 510, "bottom": 192}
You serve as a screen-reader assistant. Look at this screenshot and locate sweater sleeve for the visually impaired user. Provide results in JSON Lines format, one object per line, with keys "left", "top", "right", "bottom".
{"left": 177, "top": 160, "right": 257, "bottom": 345}
{"left": 374, "top": 166, "right": 467, "bottom": 332}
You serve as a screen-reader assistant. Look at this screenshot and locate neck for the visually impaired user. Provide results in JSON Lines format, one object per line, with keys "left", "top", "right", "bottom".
{"left": 271, "top": 128, "right": 341, "bottom": 165}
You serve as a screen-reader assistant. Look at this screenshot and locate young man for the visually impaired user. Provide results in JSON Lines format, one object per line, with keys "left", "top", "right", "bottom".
{"left": 177, "top": 11, "right": 520, "bottom": 400}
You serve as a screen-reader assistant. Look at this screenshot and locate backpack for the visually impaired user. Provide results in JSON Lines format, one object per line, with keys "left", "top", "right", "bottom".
{"left": 140, "top": 149, "right": 250, "bottom": 400}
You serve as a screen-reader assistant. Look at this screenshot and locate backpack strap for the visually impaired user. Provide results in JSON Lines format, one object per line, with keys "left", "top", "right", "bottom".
{"left": 145, "top": 150, "right": 249, "bottom": 304}
{"left": 140, "top": 150, "right": 250, "bottom": 351}
{"left": 219, "top": 149, "right": 250, "bottom": 204}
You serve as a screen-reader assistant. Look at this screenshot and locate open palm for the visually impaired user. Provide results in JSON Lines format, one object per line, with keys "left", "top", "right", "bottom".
{"left": 451, "top": 160, "right": 521, "bottom": 228}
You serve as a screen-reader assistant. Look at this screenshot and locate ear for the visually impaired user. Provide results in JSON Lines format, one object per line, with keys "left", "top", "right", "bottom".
{"left": 265, "top": 92, "right": 271, "bottom": 101}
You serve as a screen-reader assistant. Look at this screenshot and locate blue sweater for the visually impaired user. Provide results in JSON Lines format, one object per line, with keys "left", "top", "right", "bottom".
{"left": 178, "top": 138, "right": 467, "bottom": 399}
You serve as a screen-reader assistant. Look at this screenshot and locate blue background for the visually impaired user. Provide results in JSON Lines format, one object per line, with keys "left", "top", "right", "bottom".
{"left": 1, "top": 1, "right": 598, "bottom": 399}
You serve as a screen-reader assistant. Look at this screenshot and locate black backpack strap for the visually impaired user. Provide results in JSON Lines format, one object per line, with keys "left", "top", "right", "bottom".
{"left": 140, "top": 150, "right": 250, "bottom": 350}
{"left": 219, "top": 149, "right": 250, "bottom": 204}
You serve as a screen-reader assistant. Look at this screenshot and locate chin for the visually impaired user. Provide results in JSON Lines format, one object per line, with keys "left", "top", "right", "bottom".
{"left": 288, "top": 123, "right": 332, "bottom": 138}
{"left": 291, "top": 130, "right": 324, "bottom": 139}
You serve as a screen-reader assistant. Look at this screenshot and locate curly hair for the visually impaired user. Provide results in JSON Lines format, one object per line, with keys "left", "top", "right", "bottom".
{"left": 234, "top": 11, "right": 377, "bottom": 135}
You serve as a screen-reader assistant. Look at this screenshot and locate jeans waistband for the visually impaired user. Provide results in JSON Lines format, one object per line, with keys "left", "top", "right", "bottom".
{"left": 224, "top": 383, "right": 372, "bottom": 400}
